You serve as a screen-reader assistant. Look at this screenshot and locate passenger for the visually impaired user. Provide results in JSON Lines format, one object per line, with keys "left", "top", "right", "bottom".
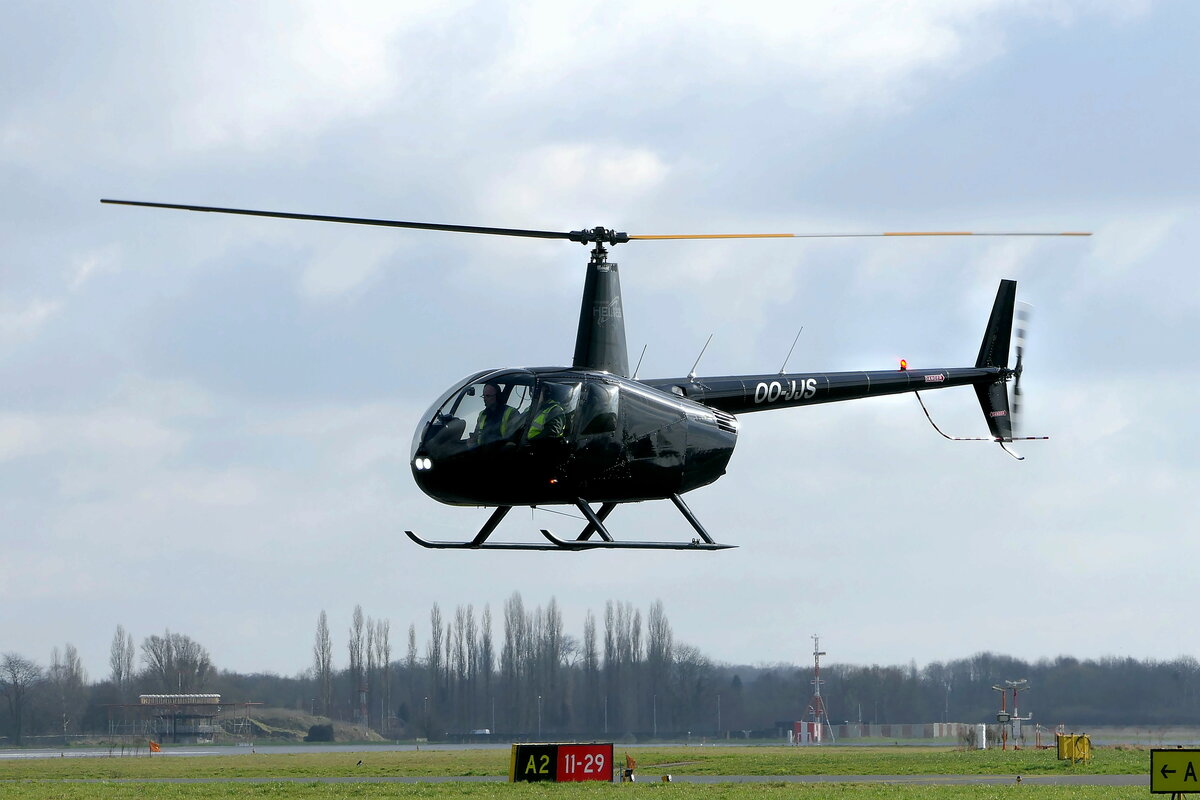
{"left": 528, "top": 385, "right": 568, "bottom": 439}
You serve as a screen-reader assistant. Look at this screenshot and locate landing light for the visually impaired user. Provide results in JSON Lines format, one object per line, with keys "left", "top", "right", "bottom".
{"left": 414, "top": 457, "right": 433, "bottom": 471}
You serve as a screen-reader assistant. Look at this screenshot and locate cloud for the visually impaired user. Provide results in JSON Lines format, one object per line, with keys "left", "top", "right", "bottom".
{"left": 478, "top": 143, "right": 670, "bottom": 225}
{"left": 1089, "top": 208, "right": 1184, "bottom": 276}
{"left": 68, "top": 245, "right": 122, "bottom": 292}
{"left": 171, "top": 3, "right": 424, "bottom": 152}
{"left": 298, "top": 231, "right": 398, "bottom": 299}
{"left": 0, "top": 297, "right": 61, "bottom": 339}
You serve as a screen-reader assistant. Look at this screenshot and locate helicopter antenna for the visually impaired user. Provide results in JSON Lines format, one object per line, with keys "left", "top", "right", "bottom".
{"left": 779, "top": 327, "right": 804, "bottom": 374}
{"left": 632, "top": 345, "right": 648, "bottom": 380}
{"left": 688, "top": 334, "right": 713, "bottom": 381}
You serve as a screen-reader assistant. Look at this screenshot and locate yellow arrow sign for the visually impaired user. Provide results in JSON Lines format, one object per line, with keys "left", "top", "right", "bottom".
{"left": 1152, "top": 749, "right": 1200, "bottom": 793}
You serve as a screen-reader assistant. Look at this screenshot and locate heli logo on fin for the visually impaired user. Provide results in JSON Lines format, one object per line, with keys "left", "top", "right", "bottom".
{"left": 594, "top": 297, "right": 622, "bottom": 327}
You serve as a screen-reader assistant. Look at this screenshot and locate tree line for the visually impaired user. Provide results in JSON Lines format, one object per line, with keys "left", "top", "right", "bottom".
{"left": 4, "top": 595, "right": 1200, "bottom": 744}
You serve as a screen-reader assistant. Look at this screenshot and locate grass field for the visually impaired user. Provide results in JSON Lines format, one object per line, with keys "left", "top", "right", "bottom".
{"left": 0, "top": 743, "right": 1149, "bottom": 779}
{"left": 0, "top": 783, "right": 1157, "bottom": 800}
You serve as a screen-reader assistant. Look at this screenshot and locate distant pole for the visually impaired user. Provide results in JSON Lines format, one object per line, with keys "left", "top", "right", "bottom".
{"left": 717, "top": 694, "right": 721, "bottom": 736}
{"left": 653, "top": 694, "right": 657, "bottom": 738}
{"left": 537, "top": 695, "right": 543, "bottom": 739}
{"left": 604, "top": 695, "right": 608, "bottom": 734}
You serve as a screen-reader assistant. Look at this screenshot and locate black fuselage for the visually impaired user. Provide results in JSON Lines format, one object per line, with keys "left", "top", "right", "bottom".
{"left": 410, "top": 368, "right": 738, "bottom": 506}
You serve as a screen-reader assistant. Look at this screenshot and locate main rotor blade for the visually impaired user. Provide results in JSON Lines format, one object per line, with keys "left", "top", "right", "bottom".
{"left": 101, "top": 200, "right": 1091, "bottom": 243}
{"left": 629, "top": 231, "right": 1092, "bottom": 239}
{"left": 100, "top": 199, "right": 578, "bottom": 241}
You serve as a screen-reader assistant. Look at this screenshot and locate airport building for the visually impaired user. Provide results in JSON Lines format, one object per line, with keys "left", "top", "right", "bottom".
{"left": 106, "top": 694, "right": 258, "bottom": 744}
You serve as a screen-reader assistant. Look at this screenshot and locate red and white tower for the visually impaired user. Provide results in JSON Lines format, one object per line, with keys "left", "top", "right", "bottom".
{"left": 806, "top": 635, "right": 836, "bottom": 743}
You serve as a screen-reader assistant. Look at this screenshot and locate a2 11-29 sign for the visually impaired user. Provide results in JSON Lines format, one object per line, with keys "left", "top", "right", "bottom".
{"left": 509, "top": 742, "right": 614, "bottom": 782}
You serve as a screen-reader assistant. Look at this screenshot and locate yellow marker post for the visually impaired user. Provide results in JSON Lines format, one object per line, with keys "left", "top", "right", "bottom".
{"left": 1151, "top": 749, "right": 1200, "bottom": 795}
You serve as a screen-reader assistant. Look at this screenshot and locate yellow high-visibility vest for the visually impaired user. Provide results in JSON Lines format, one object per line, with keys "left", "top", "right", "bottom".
{"left": 528, "top": 402, "right": 564, "bottom": 439}
{"left": 476, "top": 406, "right": 517, "bottom": 442}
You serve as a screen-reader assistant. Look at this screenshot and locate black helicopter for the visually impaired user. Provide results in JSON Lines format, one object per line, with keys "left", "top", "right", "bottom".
{"left": 101, "top": 199, "right": 1087, "bottom": 551}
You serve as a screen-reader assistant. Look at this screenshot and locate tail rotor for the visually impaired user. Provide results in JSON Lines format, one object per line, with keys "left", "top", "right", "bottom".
{"left": 1012, "top": 302, "right": 1030, "bottom": 435}
{"left": 917, "top": 280, "right": 1048, "bottom": 459}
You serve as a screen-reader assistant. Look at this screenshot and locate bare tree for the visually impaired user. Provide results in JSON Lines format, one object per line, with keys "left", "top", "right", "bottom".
{"left": 349, "top": 605, "right": 366, "bottom": 726}
{"left": 582, "top": 610, "right": 599, "bottom": 729}
{"left": 646, "top": 599, "right": 674, "bottom": 729}
{"left": 426, "top": 603, "right": 444, "bottom": 735}
{"left": 375, "top": 618, "right": 391, "bottom": 734}
{"left": 109, "top": 625, "right": 135, "bottom": 702}
{"left": 464, "top": 605, "right": 478, "bottom": 728}
{"left": 313, "top": 610, "right": 333, "bottom": 716}
{"left": 451, "top": 605, "right": 467, "bottom": 729}
{"left": 141, "top": 630, "right": 212, "bottom": 692}
{"left": 479, "top": 605, "right": 494, "bottom": 720}
{"left": 427, "top": 603, "right": 443, "bottom": 694}
{"left": 48, "top": 644, "right": 87, "bottom": 736}
{"left": 366, "top": 616, "right": 377, "bottom": 728}
{"left": 501, "top": 592, "right": 527, "bottom": 730}
{"left": 405, "top": 622, "right": 417, "bottom": 723}
{"left": 0, "top": 653, "right": 43, "bottom": 745}
{"left": 539, "top": 598, "right": 565, "bottom": 730}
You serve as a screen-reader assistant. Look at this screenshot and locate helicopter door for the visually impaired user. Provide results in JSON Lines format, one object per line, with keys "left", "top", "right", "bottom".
{"left": 577, "top": 380, "right": 619, "bottom": 437}
{"left": 570, "top": 379, "right": 623, "bottom": 486}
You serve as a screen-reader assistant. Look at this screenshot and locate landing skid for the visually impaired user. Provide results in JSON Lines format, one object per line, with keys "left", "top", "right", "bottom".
{"left": 404, "top": 495, "right": 736, "bottom": 551}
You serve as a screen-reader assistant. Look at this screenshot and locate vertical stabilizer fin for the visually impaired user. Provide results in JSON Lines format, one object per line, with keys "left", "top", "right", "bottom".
{"left": 976, "top": 279, "right": 1016, "bottom": 369}
{"left": 975, "top": 279, "right": 1017, "bottom": 442}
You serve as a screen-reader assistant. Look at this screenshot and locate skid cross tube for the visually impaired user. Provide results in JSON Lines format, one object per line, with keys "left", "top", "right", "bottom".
{"left": 576, "top": 500, "right": 616, "bottom": 542}
{"left": 540, "top": 494, "right": 734, "bottom": 550}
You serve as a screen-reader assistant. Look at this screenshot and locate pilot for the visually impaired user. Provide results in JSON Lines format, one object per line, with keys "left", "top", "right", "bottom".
{"left": 528, "top": 384, "right": 568, "bottom": 440}
{"left": 473, "top": 382, "right": 518, "bottom": 445}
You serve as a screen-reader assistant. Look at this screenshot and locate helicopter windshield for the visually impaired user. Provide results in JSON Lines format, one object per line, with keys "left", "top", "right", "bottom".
{"left": 415, "top": 371, "right": 536, "bottom": 459}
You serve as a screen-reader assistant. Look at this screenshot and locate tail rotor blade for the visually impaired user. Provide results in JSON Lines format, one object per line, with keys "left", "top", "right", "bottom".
{"left": 1012, "top": 302, "right": 1032, "bottom": 435}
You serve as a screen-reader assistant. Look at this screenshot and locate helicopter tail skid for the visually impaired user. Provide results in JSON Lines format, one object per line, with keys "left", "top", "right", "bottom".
{"left": 405, "top": 495, "right": 736, "bottom": 551}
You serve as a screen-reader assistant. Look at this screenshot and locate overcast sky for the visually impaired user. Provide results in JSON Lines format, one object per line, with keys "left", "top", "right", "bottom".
{"left": 2, "top": 1, "right": 1197, "bottom": 683}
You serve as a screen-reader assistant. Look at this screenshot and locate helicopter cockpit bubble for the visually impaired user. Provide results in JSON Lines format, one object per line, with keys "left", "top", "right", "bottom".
{"left": 416, "top": 370, "right": 536, "bottom": 459}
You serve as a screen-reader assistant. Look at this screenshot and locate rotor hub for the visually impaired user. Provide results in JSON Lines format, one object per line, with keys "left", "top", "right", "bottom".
{"left": 569, "top": 226, "right": 629, "bottom": 246}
